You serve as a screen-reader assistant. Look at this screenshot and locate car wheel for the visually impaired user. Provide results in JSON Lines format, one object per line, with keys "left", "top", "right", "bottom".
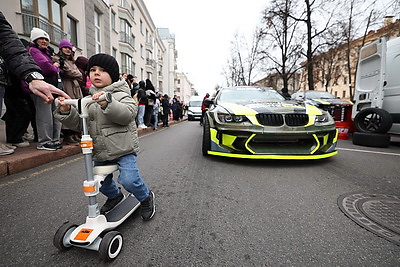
{"left": 352, "top": 132, "right": 390, "bottom": 148}
{"left": 354, "top": 108, "right": 392, "bottom": 133}
{"left": 202, "top": 116, "right": 211, "bottom": 156}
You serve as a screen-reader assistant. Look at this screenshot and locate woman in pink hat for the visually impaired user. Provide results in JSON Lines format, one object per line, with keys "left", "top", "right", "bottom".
{"left": 53, "top": 39, "right": 83, "bottom": 144}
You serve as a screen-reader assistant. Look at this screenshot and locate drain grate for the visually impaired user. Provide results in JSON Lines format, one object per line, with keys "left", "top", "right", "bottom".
{"left": 338, "top": 192, "right": 400, "bottom": 246}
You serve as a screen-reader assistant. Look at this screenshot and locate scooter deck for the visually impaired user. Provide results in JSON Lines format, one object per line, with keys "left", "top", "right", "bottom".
{"left": 105, "top": 195, "right": 141, "bottom": 222}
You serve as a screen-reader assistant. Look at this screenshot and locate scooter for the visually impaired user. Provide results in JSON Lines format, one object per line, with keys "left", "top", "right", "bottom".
{"left": 53, "top": 93, "right": 141, "bottom": 261}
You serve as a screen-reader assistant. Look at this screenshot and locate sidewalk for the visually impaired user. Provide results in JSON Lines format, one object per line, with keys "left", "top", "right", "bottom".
{"left": 0, "top": 118, "right": 186, "bottom": 178}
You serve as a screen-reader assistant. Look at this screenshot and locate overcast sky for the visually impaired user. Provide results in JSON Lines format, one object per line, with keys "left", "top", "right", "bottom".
{"left": 144, "top": 0, "right": 269, "bottom": 96}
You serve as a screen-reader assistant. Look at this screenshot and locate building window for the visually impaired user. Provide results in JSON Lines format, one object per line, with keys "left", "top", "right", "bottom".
{"left": 20, "top": 0, "right": 65, "bottom": 43}
{"left": 66, "top": 15, "right": 78, "bottom": 47}
{"left": 140, "top": 19, "right": 143, "bottom": 34}
{"left": 140, "top": 44, "right": 144, "bottom": 58}
{"left": 112, "top": 47, "right": 117, "bottom": 58}
{"left": 342, "top": 90, "right": 346, "bottom": 98}
{"left": 94, "top": 10, "right": 101, "bottom": 53}
{"left": 111, "top": 10, "right": 116, "bottom": 31}
{"left": 121, "top": 53, "right": 133, "bottom": 75}
{"left": 120, "top": 19, "right": 134, "bottom": 48}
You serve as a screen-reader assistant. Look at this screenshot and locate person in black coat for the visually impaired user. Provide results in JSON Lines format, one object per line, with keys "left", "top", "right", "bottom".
{"left": 160, "top": 94, "right": 170, "bottom": 127}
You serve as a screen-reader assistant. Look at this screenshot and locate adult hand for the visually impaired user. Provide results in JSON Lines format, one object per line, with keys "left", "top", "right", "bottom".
{"left": 56, "top": 96, "right": 71, "bottom": 113}
{"left": 29, "top": 80, "right": 70, "bottom": 104}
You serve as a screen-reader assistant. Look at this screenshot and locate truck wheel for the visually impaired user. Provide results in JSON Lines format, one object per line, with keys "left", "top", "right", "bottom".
{"left": 354, "top": 108, "right": 392, "bottom": 133}
{"left": 352, "top": 132, "right": 390, "bottom": 148}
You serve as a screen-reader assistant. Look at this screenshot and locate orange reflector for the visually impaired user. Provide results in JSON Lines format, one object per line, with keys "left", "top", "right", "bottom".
{"left": 80, "top": 140, "right": 93, "bottom": 148}
{"left": 83, "top": 185, "right": 95, "bottom": 193}
{"left": 74, "top": 228, "right": 93, "bottom": 241}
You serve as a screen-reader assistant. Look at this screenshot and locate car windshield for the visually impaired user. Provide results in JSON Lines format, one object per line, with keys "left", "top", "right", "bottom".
{"left": 189, "top": 101, "right": 202, "bottom": 107}
{"left": 218, "top": 88, "right": 285, "bottom": 102}
{"left": 305, "top": 91, "right": 336, "bottom": 99}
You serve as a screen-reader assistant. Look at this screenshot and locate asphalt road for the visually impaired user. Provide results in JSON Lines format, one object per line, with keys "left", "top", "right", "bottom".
{"left": 0, "top": 121, "right": 399, "bottom": 266}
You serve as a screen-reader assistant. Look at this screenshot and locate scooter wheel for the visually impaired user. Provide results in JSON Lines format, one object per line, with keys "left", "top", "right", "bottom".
{"left": 99, "top": 231, "right": 123, "bottom": 261}
{"left": 53, "top": 222, "right": 77, "bottom": 251}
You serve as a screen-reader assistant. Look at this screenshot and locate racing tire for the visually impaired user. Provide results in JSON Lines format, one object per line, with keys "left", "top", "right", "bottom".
{"left": 99, "top": 231, "right": 123, "bottom": 261}
{"left": 353, "top": 108, "right": 392, "bottom": 133}
{"left": 352, "top": 132, "right": 390, "bottom": 148}
{"left": 53, "top": 222, "right": 77, "bottom": 251}
{"left": 202, "top": 116, "right": 211, "bottom": 156}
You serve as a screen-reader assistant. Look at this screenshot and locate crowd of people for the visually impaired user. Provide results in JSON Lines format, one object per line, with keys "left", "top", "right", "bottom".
{"left": 0, "top": 22, "right": 186, "bottom": 155}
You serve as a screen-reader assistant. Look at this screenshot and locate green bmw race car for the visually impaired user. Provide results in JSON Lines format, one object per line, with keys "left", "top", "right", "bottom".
{"left": 202, "top": 86, "right": 338, "bottom": 159}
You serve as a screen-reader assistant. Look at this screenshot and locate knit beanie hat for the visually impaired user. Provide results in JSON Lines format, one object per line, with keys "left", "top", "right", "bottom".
{"left": 87, "top": 53, "right": 120, "bottom": 83}
{"left": 30, "top": 27, "right": 50, "bottom": 42}
{"left": 59, "top": 39, "right": 73, "bottom": 49}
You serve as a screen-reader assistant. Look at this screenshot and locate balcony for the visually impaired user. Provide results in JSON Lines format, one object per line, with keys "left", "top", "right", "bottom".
{"left": 119, "top": 32, "right": 135, "bottom": 49}
{"left": 146, "top": 58, "right": 156, "bottom": 68}
{"left": 21, "top": 13, "right": 66, "bottom": 44}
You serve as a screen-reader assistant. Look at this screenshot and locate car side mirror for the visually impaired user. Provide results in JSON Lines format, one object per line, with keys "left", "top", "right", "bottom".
{"left": 204, "top": 98, "right": 214, "bottom": 108}
{"left": 295, "top": 95, "right": 304, "bottom": 101}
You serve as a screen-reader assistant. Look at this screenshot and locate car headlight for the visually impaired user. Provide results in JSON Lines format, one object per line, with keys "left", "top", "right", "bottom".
{"left": 314, "top": 112, "right": 334, "bottom": 126}
{"left": 188, "top": 110, "right": 193, "bottom": 115}
{"left": 217, "top": 113, "right": 247, "bottom": 123}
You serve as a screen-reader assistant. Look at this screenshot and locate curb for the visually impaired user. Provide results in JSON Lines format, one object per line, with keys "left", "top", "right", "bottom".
{"left": 0, "top": 118, "right": 186, "bottom": 178}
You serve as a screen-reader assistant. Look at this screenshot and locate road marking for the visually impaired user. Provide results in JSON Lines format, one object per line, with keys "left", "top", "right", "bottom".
{"left": 0, "top": 157, "right": 82, "bottom": 188}
{"left": 338, "top": 147, "right": 400, "bottom": 156}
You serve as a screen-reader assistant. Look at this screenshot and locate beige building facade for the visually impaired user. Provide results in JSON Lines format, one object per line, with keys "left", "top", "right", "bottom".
{"left": 2, "top": 0, "right": 183, "bottom": 98}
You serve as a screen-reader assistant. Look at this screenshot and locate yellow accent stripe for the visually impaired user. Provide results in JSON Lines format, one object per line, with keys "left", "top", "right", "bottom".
{"left": 310, "top": 134, "right": 320, "bottom": 154}
{"left": 207, "top": 151, "right": 338, "bottom": 159}
{"left": 210, "top": 128, "right": 219, "bottom": 143}
{"left": 245, "top": 134, "right": 256, "bottom": 154}
{"left": 221, "top": 133, "right": 237, "bottom": 149}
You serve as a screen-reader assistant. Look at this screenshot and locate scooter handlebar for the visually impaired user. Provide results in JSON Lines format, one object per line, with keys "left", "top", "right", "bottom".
{"left": 55, "top": 92, "right": 111, "bottom": 108}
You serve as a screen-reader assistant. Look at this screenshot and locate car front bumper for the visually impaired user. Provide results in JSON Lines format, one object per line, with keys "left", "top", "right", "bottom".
{"left": 206, "top": 127, "right": 338, "bottom": 160}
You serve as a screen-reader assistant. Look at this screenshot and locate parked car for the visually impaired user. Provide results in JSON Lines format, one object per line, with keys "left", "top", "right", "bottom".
{"left": 202, "top": 86, "right": 338, "bottom": 159}
{"left": 291, "top": 90, "right": 353, "bottom": 123}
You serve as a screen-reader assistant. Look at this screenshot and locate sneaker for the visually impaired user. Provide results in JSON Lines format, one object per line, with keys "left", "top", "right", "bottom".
{"left": 11, "top": 141, "right": 30, "bottom": 148}
{"left": 5, "top": 144, "right": 17, "bottom": 150}
{"left": 22, "top": 133, "right": 35, "bottom": 141}
{"left": 100, "top": 192, "right": 124, "bottom": 214}
{"left": 37, "top": 143, "right": 57, "bottom": 151}
{"left": 141, "top": 191, "right": 155, "bottom": 221}
{"left": 53, "top": 142, "right": 63, "bottom": 150}
{"left": 138, "top": 124, "right": 147, "bottom": 129}
{"left": 0, "top": 143, "right": 14, "bottom": 155}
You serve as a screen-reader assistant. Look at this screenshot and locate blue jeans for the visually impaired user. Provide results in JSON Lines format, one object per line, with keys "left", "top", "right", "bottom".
{"left": 138, "top": 104, "right": 145, "bottom": 125}
{"left": 95, "top": 153, "right": 150, "bottom": 202}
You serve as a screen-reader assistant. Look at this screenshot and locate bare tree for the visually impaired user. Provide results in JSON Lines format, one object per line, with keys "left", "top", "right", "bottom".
{"left": 259, "top": 0, "right": 304, "bottom": 94}
{"left": 288, "top": 0, "right": 337, "bottom": 90}
{"left": 223, "top": 30, "right": 263, "bottom": 86}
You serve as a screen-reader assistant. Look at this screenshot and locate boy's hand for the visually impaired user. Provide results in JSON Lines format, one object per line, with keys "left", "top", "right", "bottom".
{"left": 57, "top": 96, "right": 71, "bottom": 112}
{"left": 92, "top": 91, "right": 107, "bottom": 106}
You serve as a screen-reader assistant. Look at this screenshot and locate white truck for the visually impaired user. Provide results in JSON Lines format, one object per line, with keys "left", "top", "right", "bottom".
{"left": 352, "top": 36, "right": 400, "bottom": 147}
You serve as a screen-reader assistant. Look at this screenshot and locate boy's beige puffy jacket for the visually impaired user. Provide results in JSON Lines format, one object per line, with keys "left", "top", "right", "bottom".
{"left": 54, "top": 79, "right": 139, "bottom": 162}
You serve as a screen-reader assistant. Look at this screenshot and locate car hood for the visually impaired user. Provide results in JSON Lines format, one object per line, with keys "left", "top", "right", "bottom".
{"left": 218, "top": 100, "right": 319, "bottom": 115}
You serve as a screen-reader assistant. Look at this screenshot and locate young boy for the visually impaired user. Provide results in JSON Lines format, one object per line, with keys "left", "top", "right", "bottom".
{"left": 54, "top": 53, "right": 155, "bottom": 221}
